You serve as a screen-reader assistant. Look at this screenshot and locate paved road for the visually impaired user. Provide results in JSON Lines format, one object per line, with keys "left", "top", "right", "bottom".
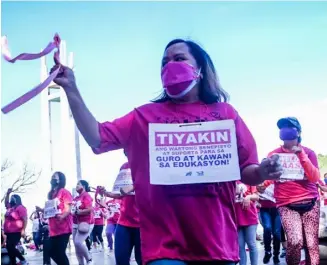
{"left": 25, "top": 241, "right": 289, "bottom": 265}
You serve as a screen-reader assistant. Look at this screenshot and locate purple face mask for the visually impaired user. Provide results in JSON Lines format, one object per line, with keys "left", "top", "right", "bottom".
{"left": 279, "top": 127, "right": 298, "bottom": 141}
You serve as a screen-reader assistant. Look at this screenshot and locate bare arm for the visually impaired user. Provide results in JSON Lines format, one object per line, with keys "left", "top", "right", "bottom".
{"left": 65, "top": 86, "right": 100, "bottom": 148}
{"left": 77, "top": 206, "right": 92, "bottom": 216}
{"left": 104, "top": 191, "right": 123, "bottom": 199}
{"left": 22, "top": 217, "right": 28, "bottom": 232}
{"left": 246, "top": 193, "right": 259, "bottom": 202}
{"left": 242, "top": 165, "right": 264, "bottom": 186}
{"left": 4, "top": 189, "right": 11, "bottom": 208}
{"left": 29, "top": 212, "right": 35, "bottom": 221}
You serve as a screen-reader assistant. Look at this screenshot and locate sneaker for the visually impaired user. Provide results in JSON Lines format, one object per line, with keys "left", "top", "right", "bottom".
{"left": 273, "top": 256, "right": 280, "bottom": 264}
{"left": 263, "top": 252, "right": 272, "bottom": 264}
{"left": 87, "top": 259, "right": 93, "bottom": 265}
{"left": 280, "top": 248, "right": 286, "bottom": 258}
{"left": 20, "top": 261, "right": 29, "bottom": 265}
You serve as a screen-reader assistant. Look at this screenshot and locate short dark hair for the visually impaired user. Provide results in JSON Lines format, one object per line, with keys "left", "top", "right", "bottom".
{"left": 48, "top": 171, "right": 66, "bottom": 200}
{"left": 153, "top": 39, "right": 229, "bottom": 104}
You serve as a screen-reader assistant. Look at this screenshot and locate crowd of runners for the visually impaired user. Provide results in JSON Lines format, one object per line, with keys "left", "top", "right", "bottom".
{"left": 2, "top": 38, "right": 326, "bottom": 265}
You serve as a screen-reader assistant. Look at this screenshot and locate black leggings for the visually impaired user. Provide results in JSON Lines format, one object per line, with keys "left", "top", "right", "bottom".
{"left": 5, "top": 232, "right": 25, "bottom": 265}
{"left": 281, "top": 225, "right": 286, "bottom": 243}
{"left": 92, "top": 225, "right": 104, "bottom": 243}
{"left": 49, "top": 233, "right": 70, "bottom": 265}
{"left": 85, "top": 236, "right": 91, "bottom": 251}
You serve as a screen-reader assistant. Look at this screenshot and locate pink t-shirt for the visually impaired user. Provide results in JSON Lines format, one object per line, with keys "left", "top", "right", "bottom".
{"left": 93, "top": 206, "right": 105, "bottom": 226}
{"left": 72, "top": 191, "right": 94, "bottom": 224}
{"left": 267, "top": 146, "right": 319, "bottom": 207}
{"left": 117, "top": 163, "right": 140, "bottom": 228}
{"left": 107, "top": 199, "right": 121, "bottom": 225}
{"left": 234, "top": 182, "right": 258, "bottom": 227}
{"left": 4, "top": 205, "right": 27, "bottom": 233}
{"left": 93, "top": 101, "right": 259, "bottom": 263}
{"left": 48, "top": 188, "right": 73, "bottom": 237}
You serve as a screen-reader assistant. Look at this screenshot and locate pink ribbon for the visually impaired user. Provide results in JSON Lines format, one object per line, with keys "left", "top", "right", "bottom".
{"left": 1, "top": 34, "right": 61, "bottom": 114}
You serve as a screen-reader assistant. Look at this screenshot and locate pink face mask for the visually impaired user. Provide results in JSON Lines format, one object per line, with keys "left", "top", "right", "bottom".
{"left": 161, "top": 61, "right": 201, "bottom": 99}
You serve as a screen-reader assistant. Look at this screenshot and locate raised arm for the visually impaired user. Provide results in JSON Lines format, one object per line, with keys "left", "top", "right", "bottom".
{"left": 4, "top": 188, "right": 12, "bottom": 208}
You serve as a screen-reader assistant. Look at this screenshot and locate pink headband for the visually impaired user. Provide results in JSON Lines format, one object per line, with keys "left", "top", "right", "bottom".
{"left": 1, "top": 34, "right": 62, "bottom": 114}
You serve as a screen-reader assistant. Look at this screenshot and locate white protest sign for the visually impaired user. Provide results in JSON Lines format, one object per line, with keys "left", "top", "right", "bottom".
{"left": 112, "top": 169, "right": 135, "bottom": 195}
{"left": 259, "top": 184, "right": 276, "bottom": 203}
{"left": 279, "top": 153, "right": 305, "bottom": 180}
{"left": 43, "top": 199, "right": 60, "bottom": 219}
{"left": 108, "top": 202, "right": 120, "bottom": 213}
{"left": 148, "top": 120, "right": 241, "bottom": 185}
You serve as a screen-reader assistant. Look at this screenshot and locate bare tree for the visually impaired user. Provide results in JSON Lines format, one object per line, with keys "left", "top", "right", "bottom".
{"left": 1, "top": 159, "right": 41, "bottom": 202}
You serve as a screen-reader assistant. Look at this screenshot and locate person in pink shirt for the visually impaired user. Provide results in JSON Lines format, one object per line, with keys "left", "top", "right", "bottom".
{"left": 92, "top": 203, "right": 106, "bottom": 251}
{"left": 100, "top": 160, "right": 141, "bottom": 265}
{"left": 36, "top": 171, "right": 73, "bottom": 265}
{"left": 264, "top": 117, "right": 320, "bottom": 265}
{"left": 105, "top": 198, "right": 121, "bottom": 252}
{"left": 50, "top": 39, "right": 283, "bottom": 265}
{"left": 3, "top": 188, "right": 28, "bottom": 265}
{"left": 72, "top": 180, "right": 94, "bottom": 265}
{"left": 257, "top": 182, "right": 282, "bottom": 264}
{"left": 235, "top": 182, "right": 259, "bottom": 265}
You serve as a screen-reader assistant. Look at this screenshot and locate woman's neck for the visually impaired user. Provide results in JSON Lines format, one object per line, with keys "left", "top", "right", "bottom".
{"left": 283, "top": 141, "right": 298, "bottom": 150}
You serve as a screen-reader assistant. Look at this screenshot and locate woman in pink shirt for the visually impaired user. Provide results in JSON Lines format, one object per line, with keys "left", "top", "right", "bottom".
{"left": 36, "top": 171, "right": 73, "bottom": 265}
{"left": 50, "top": 39, "right": 283, "bottom": 265}
{"left": 235, "top": 182, "right": 259, "bottom": 265}
{"left": 72, "top": 180, "right": 94, "bottom": 265}
{"left": 257, "top": 182, "right": 282, "bottom": 264}
{"left": 100, "top": 160, "right": 141, "bottom": 265}
{"left": 92, "top": 203, "right": 106, "bottom": 251}
{"left": 264, "top": 117, "right": 321, "bottom": 265}
{"left": 105, "top": 199, "right": 121, "bottom": 252}
{"left": 3, "top": 188, "right": 28, "bottom": 265}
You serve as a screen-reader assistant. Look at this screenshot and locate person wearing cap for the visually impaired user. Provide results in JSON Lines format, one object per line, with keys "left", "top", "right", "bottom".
{"left": 260, "top": 117, "right": 321, "bottom": 265}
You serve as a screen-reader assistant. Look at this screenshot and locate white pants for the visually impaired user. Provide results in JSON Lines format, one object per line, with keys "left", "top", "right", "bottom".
{"left": 73, "top": 224, "right": 94, "bottom": 265}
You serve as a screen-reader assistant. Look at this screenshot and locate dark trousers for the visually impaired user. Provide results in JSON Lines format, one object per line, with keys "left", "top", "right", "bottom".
{"left": 42, "top": 230, "right": 51, "bottom": 265}
{"left": 115, "top": 224, "right": 142, "bottom": 265}
{"left": 49, "top": 233, "right": 70, "bottom": 265}
{"left": 92, "top": 225, "right": 104, "bottom": 243}
{"left": 85, "top": 236, "right": 91, "bottom": 251}
{"left": 5, "top": 232, "right": 25, "bottom": 265}
{"left": 260, "top": 207, "right": 281, "bottom": 256}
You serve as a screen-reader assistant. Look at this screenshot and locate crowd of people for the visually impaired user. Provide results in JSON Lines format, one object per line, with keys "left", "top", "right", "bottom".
{"left": 2, "top": 38, "right": 326, "bottom": 265}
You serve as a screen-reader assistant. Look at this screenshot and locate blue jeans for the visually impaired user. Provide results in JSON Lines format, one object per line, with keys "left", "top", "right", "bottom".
{"left": 238, "top": 225, "right": 258, "bottom": 265}
{"left": 33, "top": 231, "right": 40, "bottom": 249}
{"left": 148, "top": 260, "right": 236, "bottom": 265}
{"left": 115, "top": 224, "right": 142, "bottom": 265}
{"left": 260, "top": 207, "right": 281, "bottom": 255}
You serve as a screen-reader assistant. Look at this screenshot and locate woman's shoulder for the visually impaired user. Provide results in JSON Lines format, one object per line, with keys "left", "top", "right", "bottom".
{"left": 58, "top": 188, "right": 72, "bottom": 197}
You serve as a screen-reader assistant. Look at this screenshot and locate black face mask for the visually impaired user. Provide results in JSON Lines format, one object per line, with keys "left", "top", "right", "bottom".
{"left": 50, "top": 179, "right": 59, "bottom": 187}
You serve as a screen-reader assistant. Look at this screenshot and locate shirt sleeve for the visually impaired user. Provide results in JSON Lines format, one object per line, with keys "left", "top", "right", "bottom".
{"left": 61, "top": 190, "right": 73, "bottom": 213}
{"left": 83, "top": 194, "right": 93, "bottom": 208}
{"left": 17, "top": 206, "right": 27, "bottom": 219}
{"left": 92, "top": 110, "right": 135, "bottom": 154}
{"left": 244, "top": 185, "right": 257, "bottom": 196}
{"left": 233, "top": 110, "right": 259, "bottom": 170}
{"left": 297, "top": 148, "right": 320, "bottom": 183}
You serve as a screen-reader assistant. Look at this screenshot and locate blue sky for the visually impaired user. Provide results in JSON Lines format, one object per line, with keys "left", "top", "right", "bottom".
{"left": 1, "top": 1, "right": 327, "bottom": 227}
